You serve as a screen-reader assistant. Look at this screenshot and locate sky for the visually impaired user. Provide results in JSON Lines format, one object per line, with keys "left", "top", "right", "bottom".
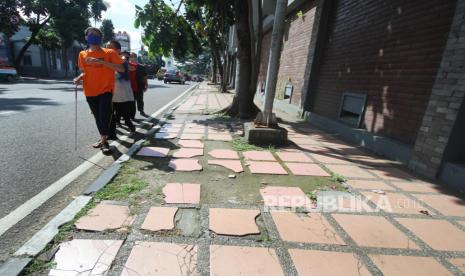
{"left": 99, "top": 0, "right": 183, "bottom": 52}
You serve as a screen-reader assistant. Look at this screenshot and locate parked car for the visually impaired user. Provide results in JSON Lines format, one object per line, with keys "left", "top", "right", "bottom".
{"left": 164, "top": 69, "right": 186, "bottom": 84}
{"left": 0, "top": 65, "right": 19, "bottom": 82}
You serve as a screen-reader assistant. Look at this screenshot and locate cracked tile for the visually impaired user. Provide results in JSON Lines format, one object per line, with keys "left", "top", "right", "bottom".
{"left": 396, "top": 218, "right": 465, "bottom": 251}
{"left": 49, "top": 239, "right": 123, "bottom": 276}
{"left": 169, "top": 159, "right": 202, "bottom": 171}
{"left": 449, "top": 258, "right": 465, "bottom": 274}
{"left": 272, "top": 212, "right": 344, "bottom": 244}
{"left": 346, "top": 179, "right": 395, "bottom": 191}
{"left": 121, "top": 242, "right": 197, "bottom": 276}
{"left": 260, "top": 186, "right": 312, "bottom": 208}
{"left": 332, "top": 214, "right": 419, "bottom": 249}
{"left": 325, "top": 164, "right": 375, "bottom": 179}
{"left": 178, "top": 139, "right": 204, "bottom": 148}
{"left": 207, "top": 134, "right": 233, "bottom": 141}
{"left": 210, "top": 245, "right": 284, "bottom": 276}
{"left": 285, "top": 162, "right": 330, "bottom": 176}
{"left": 361, "top": 191, "right": 431, "bottom": 214}
{"left": 136, "top": 147, "right": 170, "bottom": 158}
{"left": 370, "top": 255, "right": 452, "bottom": 276}
{"left": 290, "top": 249, "right": 370, "bottom": 276}
{"left": 411, "top": 194, "right": 465, "bottom": 216}
{"left": 209, "top": 208, "right": 260, "bottom": 236}
{"left": 155, "top": 132, "right": 178, "bottom": 139}
{"left": 141, "top": 207, "right": 178, "bottom": 232}
{"left": 75, "top": 203, "right": 134, "bottom": 231}
{"left": 208, "top": 149, "right": 239, "bottom": 159}
{"left": 276, "top": 151, "right": 312, "bottom": 162}
{"left": 163, "top": 183, "right": 201, "bottom": 204}
{"left": 248, "top": 161, "right": 287, "bottom": 175}
{"left": 173, "top": 148, "right": 204, "bottom": 158}
{"left": 243, "top": 151, "right": 276, "bottom": 161}
{"left": 208, "top": 160, "right": 244, "bottom": 173}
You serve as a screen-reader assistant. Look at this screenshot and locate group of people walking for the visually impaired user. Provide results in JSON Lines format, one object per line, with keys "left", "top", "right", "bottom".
{"left": 74, "top": 27, "right": 148, "bottom": 154}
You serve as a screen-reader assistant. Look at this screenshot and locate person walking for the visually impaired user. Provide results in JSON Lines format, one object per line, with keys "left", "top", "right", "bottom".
{"left": 129, "top": 53, "right": 148, "bottom": 117}
{"left": 74, "top": 27, "right": 124, "bottom": 154}
{"left": 107, "top": 41, "right": 136, "bottom": 133}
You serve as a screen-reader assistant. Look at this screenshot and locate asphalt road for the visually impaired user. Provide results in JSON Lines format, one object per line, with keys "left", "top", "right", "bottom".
{"left": 0, "top": 78, "right": 194, "bottom": 219}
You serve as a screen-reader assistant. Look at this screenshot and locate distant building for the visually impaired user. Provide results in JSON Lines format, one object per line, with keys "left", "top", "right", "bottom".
{"left": 115, "top": 31, "right": 130, "bottom": 52}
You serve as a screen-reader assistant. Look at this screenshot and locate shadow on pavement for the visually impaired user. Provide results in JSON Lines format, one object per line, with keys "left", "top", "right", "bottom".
{"left": 0, "top": 97, "right": 58, "bottom": 111}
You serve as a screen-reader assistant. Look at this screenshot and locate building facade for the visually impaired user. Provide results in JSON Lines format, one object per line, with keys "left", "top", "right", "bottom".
{"left": 115, "top": 31, "right": 131, "bottom": 52}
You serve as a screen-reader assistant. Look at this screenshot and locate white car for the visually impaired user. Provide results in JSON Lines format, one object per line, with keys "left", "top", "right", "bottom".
{"left": 0, "top": 66, "right": 19, "bottom": 82}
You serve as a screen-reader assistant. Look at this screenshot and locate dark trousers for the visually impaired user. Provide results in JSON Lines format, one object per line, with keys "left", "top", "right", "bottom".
{"left": 86, "top": 92, "right": 113, "bottom": 137}
{"left": 113, "top": 101, "right": 134, "bottom": 128}
{"left": 134, "top": 90, "right": 144, "bottom": 112}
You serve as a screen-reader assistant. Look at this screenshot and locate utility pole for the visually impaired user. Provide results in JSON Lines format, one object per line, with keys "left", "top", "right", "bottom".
{"left": 257, "top": 0, "right": 287, "bottom": 127}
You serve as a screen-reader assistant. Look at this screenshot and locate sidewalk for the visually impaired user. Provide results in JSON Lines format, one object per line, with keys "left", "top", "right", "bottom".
{"left": 14, "top": 83, "right": 465, "bottom": 275}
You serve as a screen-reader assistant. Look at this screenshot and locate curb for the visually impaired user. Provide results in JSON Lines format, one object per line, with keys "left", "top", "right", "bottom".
{"left": 0, "top": 83, "right": 200, "bottom": 275}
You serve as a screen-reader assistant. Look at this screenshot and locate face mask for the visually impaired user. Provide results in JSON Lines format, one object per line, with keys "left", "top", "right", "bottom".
{"left": 86, "top": 34, "right": 102, "bottom": 45}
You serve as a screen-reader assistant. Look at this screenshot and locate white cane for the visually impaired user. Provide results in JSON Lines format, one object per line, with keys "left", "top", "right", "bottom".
{"left": 75, "top": 83, "right": 78, "bottom": 151}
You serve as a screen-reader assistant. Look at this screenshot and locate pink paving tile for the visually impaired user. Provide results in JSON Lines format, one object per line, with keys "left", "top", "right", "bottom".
{"left": 178, "top": 139, "right": 204, "bottom": 148}
{"left": 390, "top": 181, "right": 444, "bottom": 193}
{"left": 449, "top": 258, "right": 465, "bottom": 274}
{"left": 412, "top": 194, "right": 465, "bottom": 216}
{"left": 299, "top": 144, "right": 329, "bottom": 152}
{"left": 121, "top": 242, "right": 197, "bottom": 276}
{"left": 346, "top": 179, "right": 395, "bottom": 191}
{"left": 248, "top": 161, "right": 287, "bottom": 175}
{"left": 182, "top": 128, "right": 205, "bottom": 134}
{"left": 172, "top": 148, "right": 204, "bottom": 158}
{"left": 370, "top": 255, "right": 452, "bottom": 276}
{"left": 243, "top": 150, "right": 276, "bottom": 161}
{"left": 208, "top": 149, "right": 240, "bottom": 159}
{"left": 180, "top": 133, "right": 204, "bottom": 140}
{"left": 75, "top": 203, "right": 134, "bottom": 231}
{"left": 209, "top": 208, "right": 260, "bottom": 236}
{"left": 396, "top": 218, "right": 465, "bottom": 251}
{"left": 311, "top": 153, "right": 352, "bottom": 164}
{"left": 210, "top": 245, "right": 284, "bottom": 276}
{"left": 169, "top": 158, "right": 202, "bottom": 171}
{"left": 163, "top": 183, "right": 201, "bottom": 204}
{"left": 271, "top": 212, "right": 345, "bottom": 244}
{"left": 290, "top": 137, "right": 321, "bottom": 145}
{"left": 276, "top": 151, "right": 312, "bottom": 162}
{"left": 49, "top": 239, "right": 123, "bottom": 276}
{"left": 141, "top": 207, "right": 178, "bottom": 232}
{"left": 136, "top": 147, "right": 170, "bottom": 157}
{"left": 155, "top": 132, "right": 177, "bottom": 139}
{"left": 290, "top": 249, "right": 371, "bottom": 276}
{"left": 361, "top": 191, "right": 432, "bottom": 214}
{"left": 332, "top": 214, "right": 419, "bottom": 249}
{"left": 207, "top": 134, "right": 233, "bottom": 141}
{"left": 285, "top": 162, "right": 330, "bottom": 176}
{"left": 260, "top": 186, "right": 312, "bottom": 209}
{"left": 325, "top": 164, "right": 376, "bottom": 179}
{"left": 369, "top": 167, "right": 416, "bottom": 181}
{"left": 208, "top": 160, "right": 244, "bottom": 173}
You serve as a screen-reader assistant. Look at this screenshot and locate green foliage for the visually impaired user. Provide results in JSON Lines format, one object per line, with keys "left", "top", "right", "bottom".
{"left": 100, "top": 19, "right": 115, "bottom": 44}
{"left": 0, "top": 0, "right": 22, "bottom": 37}
{"left": 330, "top": 172, "right": 347, "bottom": 184}
{"left": 296, "top": 10, "right": 304, "bottom": 18}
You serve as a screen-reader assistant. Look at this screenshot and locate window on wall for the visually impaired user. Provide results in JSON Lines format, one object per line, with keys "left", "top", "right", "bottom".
{"left": 338, "top": 93, "right": 367, "bottom": 128}
{"left": 23, "top": 55, "right": 32, "bottom": 66}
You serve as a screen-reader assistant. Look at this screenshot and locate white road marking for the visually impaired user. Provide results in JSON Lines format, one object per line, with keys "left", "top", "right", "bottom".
{"left": 0, "top": 111, "right": 18, "bottom": 117}
{"left": 0, "top": 83, "right": 198, "bottom": 237}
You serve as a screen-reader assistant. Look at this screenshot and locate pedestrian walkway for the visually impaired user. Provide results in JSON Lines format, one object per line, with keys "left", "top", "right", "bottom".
{"left": 33, "top": 84, "right": 465, "bottom": 275}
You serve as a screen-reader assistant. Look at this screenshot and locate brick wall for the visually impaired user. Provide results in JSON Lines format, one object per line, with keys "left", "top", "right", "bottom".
{"left": 309, "top": 0, "right": 457, "bottom": 145}
{"left": 257, "top": 1, "right": 317, "bottom": 107}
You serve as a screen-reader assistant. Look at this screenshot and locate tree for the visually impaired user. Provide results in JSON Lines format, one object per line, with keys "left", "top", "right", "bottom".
{"left": 12, "top": 0, "right": 107, "bottom": 67}
{"left": 0, "top": 0, "right": 22, "bottom": 37}
{"left": 100, "top": 19, "right": 115, "bottom": 44}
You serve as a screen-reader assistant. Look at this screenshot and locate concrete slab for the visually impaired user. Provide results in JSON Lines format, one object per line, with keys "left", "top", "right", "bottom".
{"left": 209, "top": 208, "right": 260, "bottom": 236}
{"left": 74, "top": 203, "right": 134, "bottom": 231}
{"left": 285, "top": 162, "right": 330, "bottom": 176}
{"left": 178, "top": 139, "right": 204, "bottom": 148}
{"left": 141, "top": 207, "right": 178, "bottom": 232}
{"left": 83, "top": 163, "right": 121, "bottom": 195}
{"left": 0, "top": 257, "right": 32, "bottom": 276}
{"left": 172, "top": 148, "right": 204, "bottom": 158}
{"left": 248, "top": 161, "right": 287, "bottom": 175}
{"left": 208, "top": 149, "right": 240, "bottom": 159}
{"left": 276, "top": 151, "right": 313, "bottom": 162}
{"left": 163, "top": 183, "right": 201, "bottom": 204}
{"left": 136, "top": 147, "right": 170, "bottom": 157}
{"left": 244, "top": 122, "right": 288, "bottom": 146}
{"left": 370, "top": 255, "right": 452, "bottom": 276}
{"left": 260, "top": 186, "right": 312, "bottom": 209}
{"left": 243, "top": 151, "right": 276, "bottom": 161}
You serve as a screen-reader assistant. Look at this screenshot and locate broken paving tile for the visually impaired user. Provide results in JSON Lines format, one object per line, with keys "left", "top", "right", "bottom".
{"left": 169, "top": 158, "right": 202, "bottom": 171}
{"left": 208, "top": 160, "right": 244, "bottom": 173}
{"left": 210, "top": 245, "right": 284, "bottom": 276}
{"left": 172, "top": 148, "right": 204, "bottom": 158}
{"left": 155, "top": 132, "right": 177, "bottom": 139}
{"left": 248, "top": 161, "right": 287, "bottom": 175}
{"left": 208, "top": 149, "right": 240, "bottom": 159}
{"left": 243, "top": 151, "right": 276, "bottom": 161}
{"left": 178, "top": 139, "right": 204, "bottom": 148}
{"left": 163, "top": 183, "right": 201, "bottom": 204}
{"left": 209, "top": 208, "right": 260, "bottom": 236}
{"left": 49, "top": 239, "right": 123, "bottom": 276}
{"left": 260, "top": 186, "right": 312, "bottom": 209}
{"left": 74, "top": 203, "right": 134, "bottom": 231}
{"left": 136, "top": 147, "right": 170, "bottom": 157}
{"left": 207, "top": 134, "right": 233, "bottom": 141}
{"left": 141, "top": 207, "right": 178, "bottom": 232}
{"left": 276, "top": 151, "right": 312, "bottom": 162}
{"left": 121, "top": 242, "right": 197, "bottom": 276}
{"left": 285, "top": 162, "right": 330, "bottom": 176}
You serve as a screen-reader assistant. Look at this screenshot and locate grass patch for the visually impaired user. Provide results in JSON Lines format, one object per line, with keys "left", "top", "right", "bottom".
{"left": 230, "top": 138, "right": 275, "bottom": 152}
{"left": 23, "top": 259, "right": 56, "bottom": 275}
{"left": 330, "top": 172, "right": 347, "bottom": 184}
{"left": 94, "top": 166, "right": 147, "bottom": 201}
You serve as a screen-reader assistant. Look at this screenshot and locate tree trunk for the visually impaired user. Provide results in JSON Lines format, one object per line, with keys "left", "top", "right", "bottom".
{"left": 14, "top": 17, "right": 50, "bottom": 67}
